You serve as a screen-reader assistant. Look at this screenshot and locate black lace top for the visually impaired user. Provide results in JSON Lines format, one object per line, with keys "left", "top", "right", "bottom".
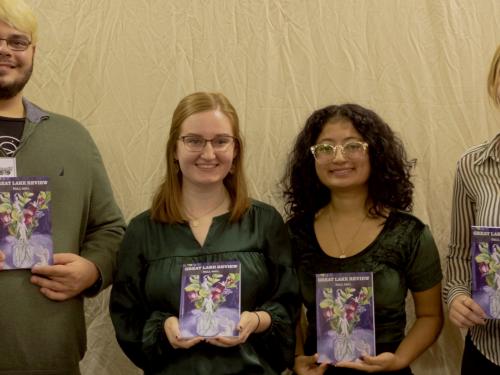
{"left": 288, "top": 210, "right": 442, "bottom": 355}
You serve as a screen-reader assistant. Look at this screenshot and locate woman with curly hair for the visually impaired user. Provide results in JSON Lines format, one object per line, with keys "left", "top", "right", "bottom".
{"left": 283, "top": 104, "right": 443, "bottom": 374}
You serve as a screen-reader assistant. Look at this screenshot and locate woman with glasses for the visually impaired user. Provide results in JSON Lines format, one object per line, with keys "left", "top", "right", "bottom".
{"left": 283, "top": 104, "right": 443, "bottom": 374}
{"left": 110, "top": 92, "right": 299, "bottom": 374}
{"left": 444, "top": 45, "right": 500, "bottom": 373}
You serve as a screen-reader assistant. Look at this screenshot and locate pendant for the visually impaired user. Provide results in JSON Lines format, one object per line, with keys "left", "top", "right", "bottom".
{"left": 190, "top": 219, "right": 200, "bottom": 227}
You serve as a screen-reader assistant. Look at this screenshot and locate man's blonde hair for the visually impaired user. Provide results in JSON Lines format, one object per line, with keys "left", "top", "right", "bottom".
{"left": 0, "top": 0, "right": 38, "bottom": 44}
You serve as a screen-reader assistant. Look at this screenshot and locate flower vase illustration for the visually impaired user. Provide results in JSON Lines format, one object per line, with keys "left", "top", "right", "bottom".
{"left": 334, "top": 329, "right": 356, "bottom": 362}
{"left": 319, "top": 285, "right": 373, "bottom": 362}
{"left": 196, "top": 293, "right": 218, "bottom": 336}
{"left": 491, "top": 288, "right": 500, "bottom": 318}
{"left": 183, "top": 270, "right": 240, "bottom": 337}
{"left": 0, "top": 190, "right": 51, "bottom": 268}
{"left": 13, "top": 222, "right": 33, "bottom": 268}
{"left": 475, "top": 243, "right": 500, "bottom": 318}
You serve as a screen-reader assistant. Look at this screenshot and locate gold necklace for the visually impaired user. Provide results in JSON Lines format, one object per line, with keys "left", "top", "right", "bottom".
{"left": 327, "top": 205, "right": 367, "bottom": 259}
{"left": 184, "top": 193, "right": 228, "bottom": 227}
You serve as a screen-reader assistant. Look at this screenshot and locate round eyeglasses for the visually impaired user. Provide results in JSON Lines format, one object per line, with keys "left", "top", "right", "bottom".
{"left": 179, "top": 135, "right": 236, "bottom": 152}
{"left": 0, "top": 37, "right": 32, "bottom": 51}
{"left": 310, "top": 141, "right": 368, "bottom": 164}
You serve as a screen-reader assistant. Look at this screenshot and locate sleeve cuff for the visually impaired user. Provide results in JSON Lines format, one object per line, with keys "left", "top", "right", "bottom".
{"left": 84, "top": 272, "right": 103, "bottom": 297}
{"left": 446, "top": 287, "right": 471, "bottom": 307}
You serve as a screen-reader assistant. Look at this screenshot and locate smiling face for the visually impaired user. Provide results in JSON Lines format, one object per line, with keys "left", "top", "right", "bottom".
{"left": 314, "top": 120, "right": 370, "bottom": 193}
{"left": 175, "top": 109, "right": 236, "bottom": 190}
{"left": 0, "top": 20, "right": 34, "bottom": 100}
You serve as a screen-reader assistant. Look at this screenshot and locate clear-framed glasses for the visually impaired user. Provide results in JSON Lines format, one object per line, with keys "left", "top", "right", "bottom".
{"left": 0, "top": 37, "right": 31, "bottom": 51}
{"left": 179, "top": 135, "right": 236, "bottom": 152}
{"left": 310, "top": 141, "right": 368, "bottom": 164}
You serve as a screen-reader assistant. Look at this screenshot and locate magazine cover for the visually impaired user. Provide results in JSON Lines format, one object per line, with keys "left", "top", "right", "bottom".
{"left": 471, "top": 226, "right": 500, "bottom": 319}
{"left": 179, "top": 260, "right": 241, "bottom": 338}
{"left": 316, "top": 272, "right": 375, "bottom": 364}
{"left": 0, "top": 176, "right": 52, "bottom": 270}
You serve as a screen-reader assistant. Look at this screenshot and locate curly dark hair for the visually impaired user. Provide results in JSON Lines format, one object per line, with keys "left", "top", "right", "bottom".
{"left": 282, "top": 103, "right": 414, "bottom": 221}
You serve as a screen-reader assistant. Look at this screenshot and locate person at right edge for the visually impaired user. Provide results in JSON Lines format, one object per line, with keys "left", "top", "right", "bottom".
{"left": 444, "top": 44, "right": 500, "bottom": 374}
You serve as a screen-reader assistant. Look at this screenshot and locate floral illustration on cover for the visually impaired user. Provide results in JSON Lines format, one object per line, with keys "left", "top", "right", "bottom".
{"left": 180, "top": 265, "right": 241, "bottom": 337}
{"left": 0, "top": 188, "right": 52, "bottom": 269}
{"left": 474, "top": 239, "right": 500, "bottom": 318}
{"left": 317, "top": 281, "right": 374, "bottom": 364}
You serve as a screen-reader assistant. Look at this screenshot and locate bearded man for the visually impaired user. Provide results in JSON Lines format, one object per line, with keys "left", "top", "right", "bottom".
{"left": 0, "top": 1, "right": 125, "bottom": 374}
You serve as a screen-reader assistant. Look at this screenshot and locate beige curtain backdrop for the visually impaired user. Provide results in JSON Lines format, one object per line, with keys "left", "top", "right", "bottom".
{"left": 23, "top": 0, "right": 500, "bottom": 374}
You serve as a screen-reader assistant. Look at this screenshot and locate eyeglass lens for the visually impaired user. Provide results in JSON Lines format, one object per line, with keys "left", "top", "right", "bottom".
{"left": 312, "top": 142, "right": 366, "bottom": 163}
{"left": 0, "top": 37, "right": 31, "bottom": 51}
{"left": 181, "top": 136, "right": 234, "bottom": 151}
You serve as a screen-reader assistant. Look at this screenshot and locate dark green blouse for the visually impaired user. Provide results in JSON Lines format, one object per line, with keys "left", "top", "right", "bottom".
{"left": 288, "top": 210, "right": 442, "bottom": 356}
{"left": 110, "top": 200, "right": 299, "bottom": 375}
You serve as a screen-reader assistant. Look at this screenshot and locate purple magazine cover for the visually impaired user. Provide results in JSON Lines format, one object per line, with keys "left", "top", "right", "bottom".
{"left": 0, "top": 177, "right": 52, "bottom": 270}
{"left": 179, "top": 261, "right": 241, "bottom": 337}
{"left": 316, "top": 272, "right": 375, "bottom": 364}
{"left": 471, "top": 226, "right": 500, "bottom": 319}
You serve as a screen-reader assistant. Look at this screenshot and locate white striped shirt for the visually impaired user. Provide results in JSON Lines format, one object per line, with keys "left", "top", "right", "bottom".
{"left": 444, "top": 132, "right": 500, "bottom": 365}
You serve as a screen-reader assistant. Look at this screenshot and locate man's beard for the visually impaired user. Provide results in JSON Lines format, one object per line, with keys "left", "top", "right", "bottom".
{"left": 0, "top": 63, "right": 33, "bottom": 100}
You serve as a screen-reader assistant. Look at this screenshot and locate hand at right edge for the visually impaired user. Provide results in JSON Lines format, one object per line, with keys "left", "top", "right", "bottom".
{"left": 449, "top": 294, "right": 487, "bottom": 328}
{"left": 294, "top": 354, "right": 329, "bottom": 375}
{"left": 164, "top": 316, "right": 204, "bottom": 349}
{"left": 0, "top": 249, "right": 4, "bottom": 270}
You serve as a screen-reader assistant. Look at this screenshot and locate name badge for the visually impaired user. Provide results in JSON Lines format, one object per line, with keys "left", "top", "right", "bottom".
{"left": 0, "top": 158, "right": 17, "bottom": 177}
